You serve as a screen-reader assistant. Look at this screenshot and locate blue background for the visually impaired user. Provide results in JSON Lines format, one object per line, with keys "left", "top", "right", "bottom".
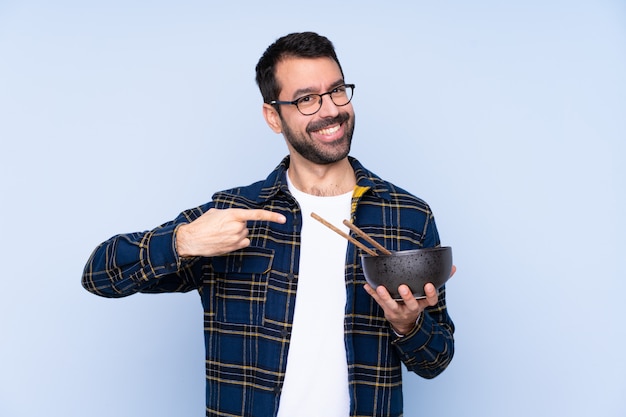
{"left": 1, "top": 1, "right": 625, "bottom": 416}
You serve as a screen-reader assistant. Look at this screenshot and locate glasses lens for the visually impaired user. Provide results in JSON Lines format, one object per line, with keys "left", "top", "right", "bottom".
{"left": 296, "top": 95, "right": 322, "bottom": 115}
{"left": 330, "top": 85, "right": 353, "bottom": 107}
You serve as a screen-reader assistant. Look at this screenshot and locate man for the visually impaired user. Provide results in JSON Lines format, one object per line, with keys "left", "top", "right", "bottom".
{"left": 82, "top": 32, "right": 455, "bottom": 417}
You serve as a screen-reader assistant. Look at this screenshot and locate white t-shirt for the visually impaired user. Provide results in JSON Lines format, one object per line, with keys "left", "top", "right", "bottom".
{"left": 276, "top": 173, "right": 353, "bottom": 417}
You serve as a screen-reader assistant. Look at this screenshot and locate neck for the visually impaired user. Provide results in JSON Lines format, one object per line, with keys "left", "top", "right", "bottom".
{"left": 287, "top": 157, "right": 356, "bottom": 196}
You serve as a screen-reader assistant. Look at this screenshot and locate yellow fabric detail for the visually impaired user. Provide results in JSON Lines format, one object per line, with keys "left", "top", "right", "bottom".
{"left": 351, "top": 185, "right": 370, "bottom": 216}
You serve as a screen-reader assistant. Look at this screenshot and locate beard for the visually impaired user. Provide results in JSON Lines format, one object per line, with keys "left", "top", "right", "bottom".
{"left": 281, "top": 112, "right": 355, "bottom": 165}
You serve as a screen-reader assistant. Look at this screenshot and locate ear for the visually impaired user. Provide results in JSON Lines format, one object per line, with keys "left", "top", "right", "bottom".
{"left": 263, "top": 103, "right": 283, "bottom": 134}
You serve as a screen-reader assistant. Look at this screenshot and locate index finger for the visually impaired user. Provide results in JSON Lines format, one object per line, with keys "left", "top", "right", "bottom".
{"left": 230, "top": 208, "right": 286, "bottom": 224}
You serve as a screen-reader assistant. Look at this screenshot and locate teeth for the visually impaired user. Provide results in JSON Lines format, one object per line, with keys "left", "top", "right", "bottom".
{"left": 316, "top": 125, "right": 340, "bottom": 135}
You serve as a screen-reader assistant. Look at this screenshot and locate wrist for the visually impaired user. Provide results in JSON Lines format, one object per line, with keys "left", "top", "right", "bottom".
{"left": 391, "top": 313, "right": 421, "bottom": 337}
{"left": 175, "top": 223, "right": 193, "bottom": 257}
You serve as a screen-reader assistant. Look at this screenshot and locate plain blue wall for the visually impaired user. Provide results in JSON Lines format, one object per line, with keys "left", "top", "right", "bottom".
{"left": 1, "top": 1, "right": 624, "bottom": 416}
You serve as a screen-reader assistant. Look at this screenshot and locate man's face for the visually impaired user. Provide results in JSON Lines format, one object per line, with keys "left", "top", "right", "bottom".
{"left": 270, "top": 57, "right": 355, "bottom": 165}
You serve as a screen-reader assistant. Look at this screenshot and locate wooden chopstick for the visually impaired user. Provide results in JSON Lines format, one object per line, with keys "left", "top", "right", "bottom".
{"left": 342, "top": 220, "right": 392, "bottom": 256}
{"left": 311, "top": 212, "right": 378, "bottom": 256}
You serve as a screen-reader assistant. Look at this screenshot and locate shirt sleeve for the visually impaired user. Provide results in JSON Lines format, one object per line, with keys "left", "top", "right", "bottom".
{"left": 390, "top": 285, "right": 455, "bottom": 379}
{"left": 388, "top": 197, "right": 455, "bottom": 378}
{"left": 81, "top": 211, "right": 204, "bottom": 298}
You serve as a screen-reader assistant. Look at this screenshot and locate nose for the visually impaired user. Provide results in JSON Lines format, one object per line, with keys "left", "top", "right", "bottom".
{"left": 317, "top": 95, "right": 340, "bottom": 118}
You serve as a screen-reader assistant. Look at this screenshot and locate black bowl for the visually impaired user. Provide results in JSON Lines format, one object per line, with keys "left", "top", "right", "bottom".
{"left": 361, "top": 246, "right": 453, "bottom": 299}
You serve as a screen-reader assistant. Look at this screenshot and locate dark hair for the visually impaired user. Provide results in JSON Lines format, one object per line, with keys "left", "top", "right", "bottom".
{"left": 255, "top": 32, "right": 344, "bottom": 104}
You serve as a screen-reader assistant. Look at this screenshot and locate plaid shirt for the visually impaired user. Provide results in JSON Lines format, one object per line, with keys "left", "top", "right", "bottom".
{"left": 82, "top": 156, "right": 455, "bottom": 417}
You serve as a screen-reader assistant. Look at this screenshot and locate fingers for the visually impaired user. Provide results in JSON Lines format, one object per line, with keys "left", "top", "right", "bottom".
{"left": 421, "top": 283, "right": 439, "bottom": 307}
{"left": 230, "top": 208, "right": 286, "bottom": 224}
{"left": 374, "top": 284, "right": 393, "bottom": 305}
{"left": 178, "top": 208, "right": 284, "bottom": 258}
{"left": 364, "top": 283, "right": 394, "bottom": 304}
{"left": 363, "top": 283, "right": 382, "bottom": 302}
{"left": 365, "top": 283, "right": 422, "bottom": 336}
{"left": 450, "top": 264, "right": 457, "bottom": 278}
{"left": 398, "top": 285, "right": 419, "bottom": 307}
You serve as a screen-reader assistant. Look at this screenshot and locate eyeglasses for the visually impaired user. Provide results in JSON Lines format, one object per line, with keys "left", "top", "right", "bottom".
{"left": 270, "top": 84, "right": 355, "bottom": 116}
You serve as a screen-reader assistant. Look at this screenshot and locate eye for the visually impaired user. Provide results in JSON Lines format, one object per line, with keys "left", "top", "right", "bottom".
{"left": 296, "top": 94, "right": 317, "bottom": 106}
{"left": 331, "top": 85, "right": 347, "bottom": 96}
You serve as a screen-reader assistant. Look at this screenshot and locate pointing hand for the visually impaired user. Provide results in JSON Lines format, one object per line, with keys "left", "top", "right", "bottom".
{"left": 176, "top": 208, "right": 286, "bottom": 257}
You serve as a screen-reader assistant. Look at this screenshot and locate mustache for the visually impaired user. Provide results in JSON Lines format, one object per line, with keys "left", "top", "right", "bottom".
{"left": 306, "top": 112, "right": 350, "bottom": 133}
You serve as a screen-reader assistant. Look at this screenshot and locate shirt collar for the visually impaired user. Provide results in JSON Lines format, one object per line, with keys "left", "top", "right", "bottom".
{"left": 255, "top": 156, "right": 392, "bottom": 203}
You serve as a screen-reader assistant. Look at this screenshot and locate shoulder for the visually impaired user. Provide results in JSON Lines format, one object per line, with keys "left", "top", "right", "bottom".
{"left": 211, "top": 179, "right": 268, "bottom": 209}
{"left": 386, "top": 182, "right": 433, "bottom": 214}
{"left": 211, "top": 156, "right": 290, "bottom": 209}
{"left": 350, "top": 157, "right": 433, "bottom": 213}
{"left": 174, "top": 178, "right": 276, "bottom": 225}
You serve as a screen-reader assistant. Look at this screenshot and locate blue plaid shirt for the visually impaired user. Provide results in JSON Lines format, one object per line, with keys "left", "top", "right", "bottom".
{"left": 82, "top": 156, "right": 455, "bottom": 417}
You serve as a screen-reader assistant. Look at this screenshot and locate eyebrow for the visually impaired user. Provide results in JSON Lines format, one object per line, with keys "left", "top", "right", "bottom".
{"left": 291, "top": 79, "right": 345, "bottom": 100}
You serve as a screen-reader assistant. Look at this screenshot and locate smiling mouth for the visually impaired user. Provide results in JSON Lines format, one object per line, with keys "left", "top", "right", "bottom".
{"left": 314, "top": 125, "right": 341, "bottom": 136}
{"left": 307, "top": 113, "right": 349, "bottom": 136}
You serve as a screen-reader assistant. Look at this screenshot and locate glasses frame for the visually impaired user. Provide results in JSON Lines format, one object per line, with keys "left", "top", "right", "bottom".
{"left": 269, "top": 83, "right": 355, "bottom": 116}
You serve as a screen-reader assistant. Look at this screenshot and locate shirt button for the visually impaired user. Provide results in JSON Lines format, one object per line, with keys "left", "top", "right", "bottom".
{"left": 281, "top": 328, "right": 289, "bottom": 337}
{"left": 287, "top": 273, "right": 295, "bottom": 281}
